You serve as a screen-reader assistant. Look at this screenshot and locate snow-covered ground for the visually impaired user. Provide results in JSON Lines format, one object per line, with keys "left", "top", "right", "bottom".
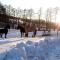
{"left": 0, "top": 29, "right": 60, "bottom": 60}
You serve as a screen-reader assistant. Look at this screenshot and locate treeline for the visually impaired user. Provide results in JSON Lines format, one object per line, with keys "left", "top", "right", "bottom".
{"left": 0, "top": 2, "right": 59, "bottom": 30}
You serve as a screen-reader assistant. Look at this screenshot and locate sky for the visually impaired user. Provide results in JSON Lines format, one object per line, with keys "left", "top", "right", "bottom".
{"left": 0, "top": 0, "right": 60, "bottom": 11}
{"left": 0, "top": 0, "right": 60, "bottom": 23}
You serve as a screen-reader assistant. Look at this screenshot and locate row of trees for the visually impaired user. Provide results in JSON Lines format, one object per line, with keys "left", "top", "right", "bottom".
{"left": 0, "top": 2, "right": 60, "bottom": 30}
{"left": 4, "top": 5, "right": 59, "bottom": 23}
{"left": 0, "top": 2, "right": 59, "bottom": 24}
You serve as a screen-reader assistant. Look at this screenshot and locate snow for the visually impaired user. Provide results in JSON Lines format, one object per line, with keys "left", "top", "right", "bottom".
{"left": 4, "top": 48, "right": 26, "bottom": 60}
{"left": 28, "top": 32, "right": 33, "bottom": 37}
{"left": 36, "top": 31, "right": 43, "bottom": 36}
{"left": 3, "top": 37, "right": 60, "bottom": 60}
{"left": 0, "top": 29, "right": 60, "bottom": 60}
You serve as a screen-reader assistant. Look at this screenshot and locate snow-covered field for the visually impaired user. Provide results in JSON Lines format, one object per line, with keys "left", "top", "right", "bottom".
{"left": 0, "top": 29, "right": 60, "bottom": 60}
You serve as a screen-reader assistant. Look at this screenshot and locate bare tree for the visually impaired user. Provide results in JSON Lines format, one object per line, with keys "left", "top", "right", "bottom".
{"left": 23, "top": 9, "right": 26, "bottom": 19}
{"left": 45, "top": 8, "right": 49, "bottom": 30}
{"left": 38, "top": 7, "right": 42, "bottom": 30}
{"left": 28, "top": 9, "right": 34, "bottom": 21}
{"left": 16, "top": 8, "right": 22, "bottom": 17}
{"left": 45, "top": 7, "right": 54, "bottom": 32}
{"left": 54, "top": 7, "right": 59, "bottom": 30}
{"left": 46, "top": 8, "right": 53, "bottom": 31}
